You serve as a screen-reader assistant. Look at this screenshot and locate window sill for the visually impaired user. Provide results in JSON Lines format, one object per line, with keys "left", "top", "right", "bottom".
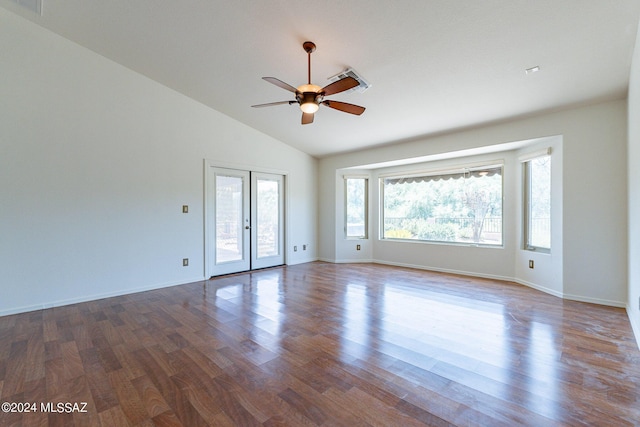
{"left": 380, "top": 237, "right": 504, "bottom": 249}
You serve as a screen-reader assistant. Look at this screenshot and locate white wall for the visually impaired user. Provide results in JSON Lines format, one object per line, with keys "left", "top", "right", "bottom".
{"left": 0, "top": 9, "right": 317, "bottom": 315}
{"left": 628, "top": 23, "right": 640, "bottom": 346}
{"left": 320, "top": 99, "right": 628, "bottom": 307}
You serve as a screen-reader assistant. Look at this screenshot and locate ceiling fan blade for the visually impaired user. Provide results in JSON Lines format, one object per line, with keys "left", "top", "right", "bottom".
{"left": 263, "top": 77, "right": 297, "bottom": 93}
{"left": 322, "top": 100, "right": 366, "bottom": 115}
{"left": 302, "top": 112, "right": 314, "bottom": 125}
{"left": 321, "top": 76, "right": 359, "bottom": 96}
{"left": 251, "top": 100, "right": 296, "bottom": 108}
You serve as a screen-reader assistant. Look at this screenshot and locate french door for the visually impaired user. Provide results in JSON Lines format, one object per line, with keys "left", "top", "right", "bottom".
{"left": 208, "top": 167, "right": 284, "bottom": 276}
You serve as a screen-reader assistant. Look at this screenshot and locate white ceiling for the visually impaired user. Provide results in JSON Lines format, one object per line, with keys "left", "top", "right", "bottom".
{"left": 3, "top": 0, "right": 640, "bottom": 157}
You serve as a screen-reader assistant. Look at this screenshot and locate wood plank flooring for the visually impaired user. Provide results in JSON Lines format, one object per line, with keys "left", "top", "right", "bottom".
{"left": 1, "top": 262, "right": 639, "bottom": 426}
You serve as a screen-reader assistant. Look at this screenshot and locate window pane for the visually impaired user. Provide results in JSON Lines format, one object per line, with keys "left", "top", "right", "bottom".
{"left": 383, "top": 168, "right": 503, "bottom": 245}
{"left": 526, "top": 156, "right": 551, "bottom": 249}
{"left": 346, "top": 178, "right": 367, "bottom": 238}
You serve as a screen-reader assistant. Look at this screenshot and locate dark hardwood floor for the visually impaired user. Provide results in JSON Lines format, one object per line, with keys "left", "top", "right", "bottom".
{"left": 1, "top": 262, "right": 639, "bottom": 426}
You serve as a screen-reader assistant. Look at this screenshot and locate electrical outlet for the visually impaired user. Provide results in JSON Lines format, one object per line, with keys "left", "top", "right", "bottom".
{"left": 182, "top": 205, "right": 188, "bottom": 213}
{"left": 183, "top": 258, "right": 189, "bottom": 266}
{"left": 303, "top": 244, "right": 307, "bottom": 250}
{"left": 356, "top": 244, "right": 361, "bottom": 250}
{"left": 294, "top": 246, "right": 298, "bottom": 252}
{"left": 529, "top": 260, "right": 534, "bottom": 269}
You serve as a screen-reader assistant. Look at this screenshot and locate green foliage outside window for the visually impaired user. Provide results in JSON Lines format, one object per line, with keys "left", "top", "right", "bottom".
{"left": 383, "top": 167, "right": 503, "bottom": 245}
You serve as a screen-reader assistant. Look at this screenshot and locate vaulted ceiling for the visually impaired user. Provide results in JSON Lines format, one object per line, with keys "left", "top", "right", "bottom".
{"left": 2, "top": 0, "right": 640, "bottom": 157}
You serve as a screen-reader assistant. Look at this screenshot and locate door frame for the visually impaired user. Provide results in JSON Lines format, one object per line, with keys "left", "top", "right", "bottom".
{"left": 204, "top": 159, "right": 288, "bottom": 278}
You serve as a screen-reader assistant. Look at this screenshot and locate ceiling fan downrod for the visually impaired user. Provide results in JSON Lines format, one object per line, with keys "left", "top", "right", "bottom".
{"left": 303, "top": 41, "right": 316, "bottom": 85}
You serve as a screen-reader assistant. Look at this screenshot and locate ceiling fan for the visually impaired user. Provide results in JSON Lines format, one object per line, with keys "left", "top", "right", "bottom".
{"left": 252, "top": 41, "right": 366, "bottom": 125}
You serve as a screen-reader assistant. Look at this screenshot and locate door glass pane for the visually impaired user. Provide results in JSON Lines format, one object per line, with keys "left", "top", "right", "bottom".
{"left": 216, "top": 175, "right": 244, "bottom": 263}
{"left": 256, "top": 179, "right": 279, "bottom": 258}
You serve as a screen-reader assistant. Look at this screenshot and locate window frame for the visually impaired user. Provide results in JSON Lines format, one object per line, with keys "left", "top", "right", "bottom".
{"left": 522, "top": 150, "right": 551, "bottom": 253}
{"left": 379, "top": 163, "right": 504, "bottom": 247}
{"left": 344, "top": 176, "right": 369, "bottom": 239}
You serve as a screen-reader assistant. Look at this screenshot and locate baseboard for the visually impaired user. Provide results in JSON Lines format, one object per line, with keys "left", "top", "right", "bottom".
{"left": 287, "top": 257, "right": 319, "bottom": 266}
{"left": 372, "top": 259, "right": 513, "bottom": 282}
{"left": 561, "top": 293, "right": 626, "bottom": 308}
{"left": 0, "top": 276, "right": 206, "bottom": 317}
{"left": 514, "top": 278, "right": 564, "bottom": 299}
{"left": 316, "top": 257, "right": 374, "bottom": 264}
{"left": 627, "top": 306, "right": 640, "bottom": 350}
{"left": 333, "top": 258, "right": 375, "bottom": 264}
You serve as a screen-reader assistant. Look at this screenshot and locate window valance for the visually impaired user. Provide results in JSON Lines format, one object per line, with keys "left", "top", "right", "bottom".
{"left": 384, "top": 166, "right": 502, "bottom": 185}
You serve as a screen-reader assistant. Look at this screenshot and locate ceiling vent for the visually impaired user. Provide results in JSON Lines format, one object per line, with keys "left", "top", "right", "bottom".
{"left": 13, "top": 0, "right": 42, "bottom": 15}
{"left": 327, "top": 68, "right": 371, "bottom": 93}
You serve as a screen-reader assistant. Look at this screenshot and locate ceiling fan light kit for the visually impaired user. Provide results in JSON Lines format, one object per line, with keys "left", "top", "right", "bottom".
{"left": 251, "top": 41, "right": 366, "bottom": 125}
